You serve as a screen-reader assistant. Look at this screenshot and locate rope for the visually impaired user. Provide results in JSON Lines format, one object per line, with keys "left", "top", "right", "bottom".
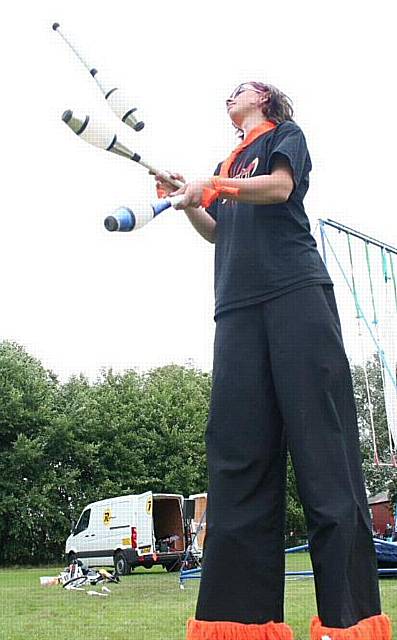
{"left": 380, "top": 248, "right": 397, "bottom": 463}
{"left": 319, "top": 220, "right": 327, "bottom": 267}
{"left": 389, "top": 252, "right": 397, "bottom": 313}
{"left": 365, "top": 242, "right": 378, "bottom": 326}
{"left": 362, "top": 355, "right": 379, "bottom": 465}
{"left": 347, "top": 234, "right": 378, "bottom": 463}
{"left": 347, "top": 233, "right": 361, "bottom": 319}
{"left": 365, "top": 240, "right": 388, "bottom": 462}
{"left": 382, "top": 247, "right": 390, "bottom": 283}
{"left": 365, "top": 240, "right": 393, "bottom": 462}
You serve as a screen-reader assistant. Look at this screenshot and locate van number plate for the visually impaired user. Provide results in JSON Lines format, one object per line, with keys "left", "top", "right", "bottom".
{"left": 141, "top": 546, "right": 151, "bottom": 553}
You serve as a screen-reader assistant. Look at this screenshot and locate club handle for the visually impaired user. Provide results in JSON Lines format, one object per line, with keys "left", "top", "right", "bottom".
{"left": 168, "top": 194, "right": 185, "bottom": 207}
{"left": 150, "top": 195, "right": 184, "bottom": 216}
{"left": 53, "top": 23, "right": 95, "bottom": 73}
{"left": 136, "top": 160, "right": 184, "bottom": 189}
{"left": 158, "top": 173, "right": 184, "bottom": 189}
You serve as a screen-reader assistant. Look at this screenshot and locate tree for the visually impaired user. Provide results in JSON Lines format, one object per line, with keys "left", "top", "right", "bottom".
{"left": 136, "top": 364, "right": 210, "bottom": 495}
{"left": 286, "top": 456, "right": 306, "bottom": 544}
{"left": 0, "top": 341, "right": 59, "bottom": 563}
{"left": 0, "top": 341, "right": 57, "bottom": 450}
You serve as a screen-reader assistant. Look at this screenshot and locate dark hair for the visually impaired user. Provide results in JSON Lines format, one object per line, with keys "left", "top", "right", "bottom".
{"left": 233, "top": 82, "right": 294, "bottom": 139}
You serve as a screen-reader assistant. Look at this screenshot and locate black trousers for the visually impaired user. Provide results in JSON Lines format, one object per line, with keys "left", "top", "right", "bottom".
{"left": 196, "top": 284, "right": 381, "bottom": 628}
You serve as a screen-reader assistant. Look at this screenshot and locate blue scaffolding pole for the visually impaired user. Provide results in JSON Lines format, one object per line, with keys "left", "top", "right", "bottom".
{"left": 180, "top": 540, "right": 397, "bottom": 586}
{"left": 180, "top": 543, "right": 310, "bottom": 587}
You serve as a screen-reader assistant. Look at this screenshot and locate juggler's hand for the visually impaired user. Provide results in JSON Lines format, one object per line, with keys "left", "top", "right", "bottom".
{"left": 170, "top": 179, "right": 213, "bottom": 209}
{"left": 151, "top": 171, "right": 186, "bottom": 199}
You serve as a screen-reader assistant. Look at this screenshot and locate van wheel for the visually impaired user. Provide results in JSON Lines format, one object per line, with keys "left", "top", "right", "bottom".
{"left": 114, "top": 551, "right": 131, "bottom": 576}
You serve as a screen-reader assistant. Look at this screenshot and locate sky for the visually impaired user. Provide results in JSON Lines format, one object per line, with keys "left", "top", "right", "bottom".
{"left": 1, "top": 0, "right": 396, "bottom": 382}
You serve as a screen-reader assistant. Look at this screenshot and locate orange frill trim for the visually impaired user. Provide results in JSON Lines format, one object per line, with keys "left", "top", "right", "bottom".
{"left": 186, "top": 618, "right": 293, "bottom": 640}
{"left": 310, "top": 614, "right": 392, "bottom": 640}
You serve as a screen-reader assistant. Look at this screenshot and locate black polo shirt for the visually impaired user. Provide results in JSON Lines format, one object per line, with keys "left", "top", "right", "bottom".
{"left": 206, "top": 121, "right": 332, "bottom": 319}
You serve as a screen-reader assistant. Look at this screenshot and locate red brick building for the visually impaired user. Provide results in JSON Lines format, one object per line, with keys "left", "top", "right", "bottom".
{"left": 368, "top": 492, "right": 395, "bottom": 537}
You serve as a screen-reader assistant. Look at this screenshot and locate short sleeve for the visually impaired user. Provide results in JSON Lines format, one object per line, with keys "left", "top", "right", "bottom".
{"left": 268, "top": 122, "right": 312, "bottom": 188}
{"left": 205, "top": 162, "right": 222, "bottom": 221}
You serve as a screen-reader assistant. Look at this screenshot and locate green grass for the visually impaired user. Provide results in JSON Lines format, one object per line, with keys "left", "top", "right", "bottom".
{"left": 0, "top": 555, "right": 395, "bottom": 640}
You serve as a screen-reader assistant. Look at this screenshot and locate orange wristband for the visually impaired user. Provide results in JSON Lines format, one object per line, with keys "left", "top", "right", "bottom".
{"left": 201, "top": 177, "right": 240, "bottom": 208}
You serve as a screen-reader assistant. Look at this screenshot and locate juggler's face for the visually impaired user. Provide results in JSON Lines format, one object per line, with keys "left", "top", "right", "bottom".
{"left": 226, "top": 83, "right": 268, "bottom": 127}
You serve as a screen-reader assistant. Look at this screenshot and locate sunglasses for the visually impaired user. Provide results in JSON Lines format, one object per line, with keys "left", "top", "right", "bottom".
{"left": 226, "top": 82, "right": 268, "bottom": 107}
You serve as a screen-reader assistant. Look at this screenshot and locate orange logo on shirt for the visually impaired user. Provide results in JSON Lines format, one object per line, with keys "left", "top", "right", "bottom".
{"left": 231, "top": 157, "right": 259, "bottom": 179}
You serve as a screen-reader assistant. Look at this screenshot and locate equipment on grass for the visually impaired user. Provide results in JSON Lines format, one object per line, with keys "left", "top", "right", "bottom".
{"left": 40, "top": 559, "right": 120, "bottom": 591}
{"left": 52, "top": 22, "right": 144, "bottom": 131}
{"left": 59, "top": 559, "right": 120, "bottom": 590}
{"left": 178, "top": 510, "right": 205, "bottom": 588}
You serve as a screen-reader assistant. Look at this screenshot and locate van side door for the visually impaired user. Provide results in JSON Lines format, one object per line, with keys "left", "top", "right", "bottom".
{"left": 72, "top": 508, "right": 92, "bottom": 558}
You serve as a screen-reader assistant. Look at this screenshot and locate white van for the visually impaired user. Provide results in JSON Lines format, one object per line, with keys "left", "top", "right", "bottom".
{"left": 65, "top": 491, "right": 186, "bottom": 574}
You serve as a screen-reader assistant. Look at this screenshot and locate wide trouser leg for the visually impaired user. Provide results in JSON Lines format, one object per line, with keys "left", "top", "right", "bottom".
{"left": 265, "top": 284, "right": 382, "bottom": 629}
{"left": 195, "top": 304, "right": 288, "bottom": 625}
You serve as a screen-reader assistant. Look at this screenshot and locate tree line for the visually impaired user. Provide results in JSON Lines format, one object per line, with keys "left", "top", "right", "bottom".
{"left": 0, "top": 341, "right": 395, "bottom": 564}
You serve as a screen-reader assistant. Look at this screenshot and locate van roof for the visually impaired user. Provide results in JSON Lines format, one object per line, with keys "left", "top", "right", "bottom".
{"left": 83, "top": 492, "right": 183, "bottom": 509}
